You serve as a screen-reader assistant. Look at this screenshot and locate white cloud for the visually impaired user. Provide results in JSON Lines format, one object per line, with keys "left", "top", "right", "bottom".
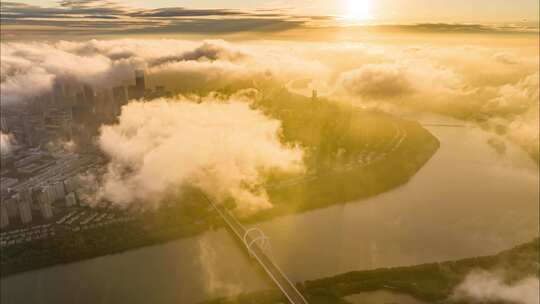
{"left": 0, "top": 39, "right": 326, "bottom": 105}
{"left": 96, "top": 94, "right": 304, "bottom": 214}
{"left": 338, "top": 63, "right": 413, "bottom": 99}
{"left": 1, "top": 38, "right": 538, "bottom": 208}
{"left": 0, "top": 132, "right": 15, "bottom": 155}
{"left": 452, "top": 270, "right": 540, "bottom": 304}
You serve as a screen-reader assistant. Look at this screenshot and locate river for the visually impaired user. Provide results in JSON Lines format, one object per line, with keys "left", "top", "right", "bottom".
{"left": 1, "top": 114, "right": 538, "bottom": 304}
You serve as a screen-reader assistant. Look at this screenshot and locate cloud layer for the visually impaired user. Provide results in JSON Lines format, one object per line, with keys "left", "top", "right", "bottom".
{"left": 452, "top": 270, "right": 539, "bottom": 304}
{"left": 1, "top": 39, "right": 326, "bottom": 105}
{"left": 96, "top": 95, "right": 304, "bottom": 214}
{"left": 1, "top": 37, "right": 538, "bottom": 211}
{"left": 328, "top": 46, "right": 538, "bottom": 161}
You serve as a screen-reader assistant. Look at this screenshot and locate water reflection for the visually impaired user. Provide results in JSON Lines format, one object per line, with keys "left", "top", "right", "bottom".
{"left": 1, "top": 229, "right": 269, "bottom": 304}
{"left": 260, "top": 117, "right": 538, "bottom": 282}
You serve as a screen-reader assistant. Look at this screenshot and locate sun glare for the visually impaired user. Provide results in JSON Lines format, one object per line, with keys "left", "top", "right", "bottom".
{"left": 343, "top": 0, "right": 373, "bottom": 22}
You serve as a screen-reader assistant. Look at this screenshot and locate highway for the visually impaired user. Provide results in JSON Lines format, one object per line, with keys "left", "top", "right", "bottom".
{"left": 205, "top": 196, "right": 309, "bottom": 304}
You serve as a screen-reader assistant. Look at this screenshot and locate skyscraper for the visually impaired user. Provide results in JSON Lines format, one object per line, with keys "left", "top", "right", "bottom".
{"left": 1, "top": 200, "right": 9, "bottom": 228}
{"left": 135, "top": 69, "right": 145, "bottom": 91}
{"left": 83, "top": 85, "right": 95, "bottom": 111}
{"left": 113, "top": 86, "right": 127, "bottom": 104}
{"left": 65, "top": 192, "right": 77, "bottom": 207}
{"left": 63, "top": 177, "right": 79, "bottom": 194}
{"left": 54, "top": 181, "right": 65, "bottom": 199}
{"left": 95, "top": 89, "right": 113, "bottom": 121}
{"left": 128, "top": 70, "right": 146, "bottom": 100}
{"left": 17, "top": 188, "right": 33, "bottom": 224}
{"left": 46, "top": 185, "right": 57, "bottom": 204}
{"left": 4, "top": 197, "right": 18, "bottom": 219}
{"left": 0, "top": 115, "right": 8, "bottom": 132}
{"left": 37, "top": 190, "right": 53, "bottom": 219}
{"left": 53, "top": 82, "right": 65, "bottom": 105}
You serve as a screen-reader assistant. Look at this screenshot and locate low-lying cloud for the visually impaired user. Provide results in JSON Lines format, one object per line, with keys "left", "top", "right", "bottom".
{"left": 96, "top": 94, "right": 304, "bottom": 214}
{"left": 148, "top": 41, "right": 247, "bottom": 68}
{"left": 452, "top": 270, "right": 539, "bottom": 304}
{"left": 0, "top": 132, "right": 15, "bottom": 155}
{"left": 331, "top": 53, "right": 538, "bottom": 160}
{"left": 0, "top": 39, "right": 326, "bottom": 105}
{"left": 1, "top": 37, "right": 538, "bottom": 211}
{"left": 336, "top": 60, "right": 468, "bottom": 103}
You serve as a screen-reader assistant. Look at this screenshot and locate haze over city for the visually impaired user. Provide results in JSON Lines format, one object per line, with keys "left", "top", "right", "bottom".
{"left": 0, "top": 1, "right": 538, "bottom": 304}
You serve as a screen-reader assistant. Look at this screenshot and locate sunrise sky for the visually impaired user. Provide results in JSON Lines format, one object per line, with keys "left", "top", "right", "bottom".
{"left": 1, "top": 0, "right": 538, "bottom": 40}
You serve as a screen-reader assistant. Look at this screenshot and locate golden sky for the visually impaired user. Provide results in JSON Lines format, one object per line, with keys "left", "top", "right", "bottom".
{"left": 1, "top": 0, "right": 538, "bottom": 39}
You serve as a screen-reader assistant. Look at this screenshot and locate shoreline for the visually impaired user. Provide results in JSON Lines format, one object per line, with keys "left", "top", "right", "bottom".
{"left": 1, "top": 95, "right": 440, "bottom": 278}
{"left": 203, "top": 238, "right": 540, "bottom": 304}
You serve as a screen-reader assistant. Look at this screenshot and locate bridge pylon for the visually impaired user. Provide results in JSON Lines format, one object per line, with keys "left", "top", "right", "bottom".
{"left": 243, "top": 227, "right": 271, "bottom": 257}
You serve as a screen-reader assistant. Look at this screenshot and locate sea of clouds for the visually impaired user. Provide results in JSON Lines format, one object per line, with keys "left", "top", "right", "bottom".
{"left": 1, "top": 38, "right": 538, "bottom": 212}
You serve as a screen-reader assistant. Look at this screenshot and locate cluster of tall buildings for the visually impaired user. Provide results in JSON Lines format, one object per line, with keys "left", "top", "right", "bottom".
{"left": 0, "top": 69, "right": 172, "bottom": 230}
{"left": 0, "top": 69, "right": 170, "bottom": 150}
{"left": 59, "top": 69, "right": 149, "bottom": 147}
{"left": 1, "top": 187, "right": 38, "bottom": 227}
{"left": 1, "top": 147, "right": 104, "bottom": 229}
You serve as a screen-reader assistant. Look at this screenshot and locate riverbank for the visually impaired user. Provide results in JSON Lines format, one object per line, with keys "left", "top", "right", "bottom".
{"left": 1, "top": 110, "right": 537, "bottom": 304}
{"left": 203, "top": 238, "right": 539, "bottom": 304}
{"left": 1, "top": 92, "right": 440, "bottom": 277}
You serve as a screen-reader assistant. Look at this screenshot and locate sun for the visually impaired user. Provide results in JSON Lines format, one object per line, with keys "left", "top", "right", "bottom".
{"left": 343, "top": 0, "right": 373, "bottom": 22}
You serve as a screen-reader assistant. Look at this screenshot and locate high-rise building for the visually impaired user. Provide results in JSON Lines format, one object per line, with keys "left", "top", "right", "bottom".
{"left": 113, "top": 86, "right": 127, "bottom": 104}
{"left": 72, "top": 104, "right": 85, "bottom": 124}
{"left": 75, "top": 91, "right": 85, "bottom": 103}
{"left": 135, "top": 69, "right": 145, "bottom": 91}
{"left": 0, "top": 115, "right": 8, "bottom": 132}
{"left": 55, "top": 181, "right": 66, "bottom": 198}
{"left": 65, "top": 192, "right": 77, "bottom": 207}
{"left": 23, "top": 118, "right": 37, "bottom": 146}
{"left": 1, "top": 200, "right": 9, "bottom": 228}
{"left": 64, "top": 177, "right": 78, "bottom": 194}
{"left": 83, "top": 85, "right": 95, "bottom": 111}
{"left": 127, "top": 85, "right": 140, "bottom": 100}
{"left": 63, "top": 82, "right": 75, "bottom": 99}
{"left": 53, "top": 82, "right": 65, "bottom": 105}
{"left": 46, "top": 185, "right": 56, "bottom": 203}
{"left": 95, "top": 89, "right": 114, "bottom": 120}
{"left": 17, "top": 188, "right": 33, "bottom": 224}
{"left": 4, "top": 197, "right": 18, "bottom": 219}
{"left": 37, "top": 190, "right": 53, "bottom": 219}
{"left": 128, "top": 70, "right": 146, "bottom": 100}
{"left": 112, "top": 86, "right": 127, "bottom": 119}
{"left": 45, "top": 182, "right": 66, "bottom": 203}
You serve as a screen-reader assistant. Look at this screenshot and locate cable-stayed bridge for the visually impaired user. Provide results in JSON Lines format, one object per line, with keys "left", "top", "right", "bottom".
{"left": 204, "top": 196, "right": 309, "bottom": 304}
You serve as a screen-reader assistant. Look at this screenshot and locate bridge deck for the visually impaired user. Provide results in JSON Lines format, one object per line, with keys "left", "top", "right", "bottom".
{"left": 205, "top": 197, "right": 308, "bottom": 304}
